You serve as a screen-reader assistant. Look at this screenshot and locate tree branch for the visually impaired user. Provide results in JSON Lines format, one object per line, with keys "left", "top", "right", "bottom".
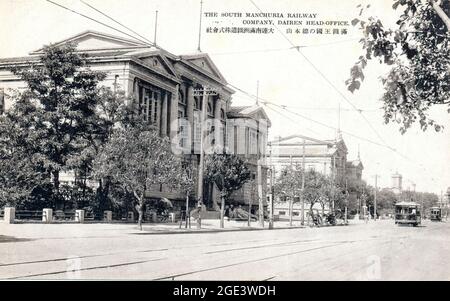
{"left": 431, "top": 0, "right": 450, "bottom": 31}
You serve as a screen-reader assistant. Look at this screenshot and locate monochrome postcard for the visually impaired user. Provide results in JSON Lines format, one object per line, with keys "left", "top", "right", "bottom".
{"left": 0, "top": 0, "right": 449, "bottom": 289}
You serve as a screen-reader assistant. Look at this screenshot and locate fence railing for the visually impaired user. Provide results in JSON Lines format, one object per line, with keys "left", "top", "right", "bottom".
{"left": 15, "top": 210, "right": 43, "bottom": 220}
{"left": 2, "top": 207, "right": 180, "bottom": 223}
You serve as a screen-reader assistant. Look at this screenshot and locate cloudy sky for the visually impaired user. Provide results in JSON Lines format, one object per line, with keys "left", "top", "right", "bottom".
{"left": 0, "top": 0, "right": 449, "bottom": 195}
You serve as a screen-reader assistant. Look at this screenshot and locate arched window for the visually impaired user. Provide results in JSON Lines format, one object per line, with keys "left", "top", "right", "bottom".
{"left": 220, "top": 108, "right": 225, "bottom": 120}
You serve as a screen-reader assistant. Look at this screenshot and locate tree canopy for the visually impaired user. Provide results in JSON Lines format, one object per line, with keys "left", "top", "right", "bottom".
{"left": 204, "top": 152, "right": 251, "bottom": 201}
{"left": 348, "top": 0, "right": 450, "bottom": 133}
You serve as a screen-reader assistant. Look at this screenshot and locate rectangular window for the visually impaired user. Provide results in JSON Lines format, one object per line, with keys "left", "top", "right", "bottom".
{"left": 245, "top": 127, "right": 250, "bottom": 156}
{"left": 220, "top": 123, "right": 225, "bottom": 150}
{"left": 139, "top": 87, "right": 160, "bottom": 125}
{"left": 178, "top": 109, "right": 187, "bottom": 148}
{"left": 250, "top": 130, "right": 257, "bottom": 155}
{"left": 234, "top": 126, "right": 238, "bottom": 155}
{"left": 193, "top": 110, "right": 201, "bottom": 153}
{"left": 279, "top": 211, "right": 286, "bottom": 216}
{"left": 0, "top": 88, "right": 4, "bottom": 115}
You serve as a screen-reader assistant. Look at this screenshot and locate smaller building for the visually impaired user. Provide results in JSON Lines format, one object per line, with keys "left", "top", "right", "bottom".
{"left": 273, "top": 201, "right": 330, "bottom": 221}
{"left": 225, "top": 105, "right": 271, "bottom": 211}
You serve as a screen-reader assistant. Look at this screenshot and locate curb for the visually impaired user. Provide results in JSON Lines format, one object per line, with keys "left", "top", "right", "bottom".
{"left": 133, "top": 225, "right": 311, "bottom": 235}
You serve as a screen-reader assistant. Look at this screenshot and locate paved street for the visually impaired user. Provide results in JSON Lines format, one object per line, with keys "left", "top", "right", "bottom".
{"left": 1, "top": 220, "right": 449, "bottom": 280}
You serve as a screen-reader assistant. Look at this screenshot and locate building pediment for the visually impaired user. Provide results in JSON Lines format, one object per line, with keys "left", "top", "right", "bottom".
{"left": 178, "top": 53, "right": 228, "bottom": 84}
{"left": 136, "top": 53, "right": 178, "bottom": 78}
{"left": 30, "top": 30, "right": 150, "bottom": 54}
{"left": 227, "top": 105, "right": 271, "bottom": 127}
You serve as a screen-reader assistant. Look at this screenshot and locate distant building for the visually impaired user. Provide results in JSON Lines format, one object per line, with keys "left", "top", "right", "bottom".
{"left": 391, "top": 172, "right": 403, "bottom": 194}
{"left": 345, "top": 151, "right": 364, "bottom": 182}
{"left": 268, "top": 134, "right": 363, "bottom": 219}
{"left": 268, "top": 134, "right": 349, "bottom": 179}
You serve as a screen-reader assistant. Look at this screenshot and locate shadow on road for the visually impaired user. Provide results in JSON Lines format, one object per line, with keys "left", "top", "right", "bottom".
{"left": 0, "top": 235, "right": 33, "bottom": 243}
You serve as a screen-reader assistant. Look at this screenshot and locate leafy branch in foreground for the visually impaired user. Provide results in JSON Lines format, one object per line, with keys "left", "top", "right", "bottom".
{"left": 348, "top": 0, "right": 450, "bottom": 133}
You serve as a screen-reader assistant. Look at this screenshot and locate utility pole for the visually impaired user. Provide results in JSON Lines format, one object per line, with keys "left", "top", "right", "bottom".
{"left": 193, "top": 86, "right": 217, "bottom": 229}
{"left": 197, "top": 0, "right": 203, "bottom": 52}
{"left": 373, "top": 174, "right": 379, "bottom": 221}
{"left": 268, "top": 144, "right": 274, "bottom": 229}
{"left": 256, "top": 81, "right": 264, "bottom": 228}
{"left": 300, "top": 139, "right": 306, "bottom": 226}
{"left": 289, "top": 155, "right": 293, "bottom": 227}
{"left": 154, "top": 10, "right": 159, "bottom": 46}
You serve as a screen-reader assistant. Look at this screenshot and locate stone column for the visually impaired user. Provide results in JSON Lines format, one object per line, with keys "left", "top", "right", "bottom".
{"left": 133, "top": 78, "right": 140, "bottom": 108}
{"left": 156, "top": 91, "right": 161, "bottom": 133}
{"left": 169, "top": 85, "right": 179, "bottom": 143}
{"left": 186, "top": 85, "right": 194, "bottom": 154}
{"left": 75, "top": 210, "right": 85, "bottom": 223}
{"left": 214, "top": 97, "right": 222, "bottom": 152}
{"left": 4, "top": 207, "right": 15, "bottom": 224}
{"left": 161, "top": 91, "right": 168, "bottom": 137}
{"left": 42, "top": 208, "right": 53, "bottom": 223}
{"left": 104, "top": 210, "right": 112, "bottom": 222}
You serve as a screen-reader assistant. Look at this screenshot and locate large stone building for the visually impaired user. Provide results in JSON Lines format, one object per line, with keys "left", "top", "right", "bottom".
{"left": 269, "top": 134, "right": 351, "bottom": 180}
{"left": 268, "top": 134, "right": 363, "bottom": 219}
{"left": 0, "top": 30, "right": 270, "bottom": 216}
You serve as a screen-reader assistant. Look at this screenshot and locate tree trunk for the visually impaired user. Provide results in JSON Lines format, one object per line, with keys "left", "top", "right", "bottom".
{"left": 289, "top": 197, "right": 293, "bottom": 227}
{"left": 137, "top": 204, "right": 144, "bottom": 231}
{"left": 185, "top": 194, "right": 189, "bottom": 229}
{"left": 248, "top": 196, "right": 252, "bottom": 227}
{"left": 133, "top": 192, "right": 144, "bottom": 231}
{"left": 52, "top": 170, "right": 60, "bottom": 209}
{"left": 220, "top": 195, "right": 225, "bottom": 229}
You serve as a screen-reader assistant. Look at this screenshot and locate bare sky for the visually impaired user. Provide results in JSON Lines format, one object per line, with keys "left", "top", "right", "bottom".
{"left": 0, "top": 0, "right": 449, "bottom": 195}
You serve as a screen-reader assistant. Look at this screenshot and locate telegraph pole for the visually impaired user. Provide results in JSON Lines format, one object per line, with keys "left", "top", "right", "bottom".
{"left": 193, "top": 86, "right": 217, "bottom": 229}
{"left": 300, "top": 139, "right": 306, "bottom": 226}
{"left": 154, "top": 10, "right": 158, "bottom": 46}
{"left": 256, "top": 81, "right": 264, "bottom": 228}
{"left": 373, "top": 174, "right": 379, "bottom": 221}
{"left": 268, "top": 144, "right": 274, "bottom": 229}
{"left": 197, "top": 0, "right": 203, "bottom": 52}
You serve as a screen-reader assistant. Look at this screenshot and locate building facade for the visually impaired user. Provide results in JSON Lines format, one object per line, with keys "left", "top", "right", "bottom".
{"left": 225, "top": 105, "right": 271, "bottom": 211}
{"left": 391, "top": 172, "right": 403, "bottom": 195}
{"left": 0, "top": 30, "right": 270, "bottom": 215}
{"left": 268, "top": 134, "right": 363, "bottom": 219}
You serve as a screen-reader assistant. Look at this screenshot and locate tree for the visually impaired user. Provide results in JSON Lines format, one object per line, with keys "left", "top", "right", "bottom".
{"left": 0, "top": 118, "right": 46, "bottom": 207}
{"left": 5, "top": 43, "right": 106, "bottom": 206}
{"left": 273, "top": 164, "right": 303, "bottom": 226}
{"left": 348, "top": 1, "right": 450, "bottom": 133}
{"left": 375, "top": 188, "right": 399, "bottom": 215}
{"left": 204, "top": 152, "right": 251, "bottom": 228}
{"left": 76, "top": 87, "right": 135, "bottom": 216}
{"left": 92, "top": 124, "right": 184, "bottom": 230}
{"left": 400, "top": 190, "right": 439, "bottom": 212}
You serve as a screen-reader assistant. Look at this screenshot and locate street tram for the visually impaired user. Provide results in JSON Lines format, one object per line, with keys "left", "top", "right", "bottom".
{"left": 430, "top": 207, "right": 442, "bottom": 222}
{"left": 394, "top": 201, "right": 421, "bottom": 227}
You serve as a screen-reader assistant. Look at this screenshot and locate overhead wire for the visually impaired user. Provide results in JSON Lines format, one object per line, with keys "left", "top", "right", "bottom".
{"left": 45, "top": 0, "right": 152, "bottom": 46}
{"left": 248, "top": 0, "right": 389, "bottom": 147}
{"left": 44, "top": 0, "right": 441, "bottom": 188}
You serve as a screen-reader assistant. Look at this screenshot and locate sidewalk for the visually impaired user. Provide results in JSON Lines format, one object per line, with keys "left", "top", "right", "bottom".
{"left": 136, "top": 219, "right": 308, "bottom": 234}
